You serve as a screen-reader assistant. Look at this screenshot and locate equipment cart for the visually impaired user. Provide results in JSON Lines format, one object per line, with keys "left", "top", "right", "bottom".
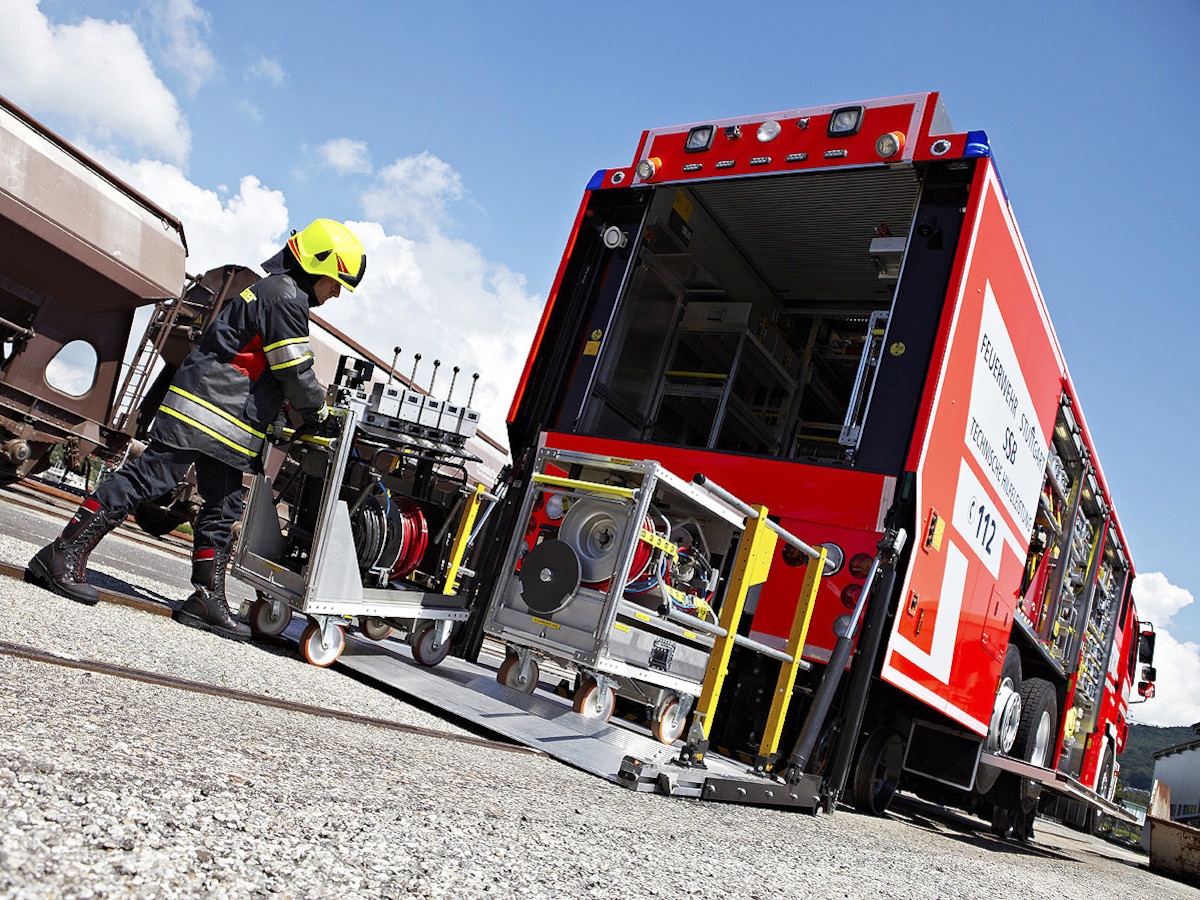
{"left": 232, "top": 359, "right": 495, "bottom": 668}
{"left": 485, "top": 447, "right": 828, "bottom": 745}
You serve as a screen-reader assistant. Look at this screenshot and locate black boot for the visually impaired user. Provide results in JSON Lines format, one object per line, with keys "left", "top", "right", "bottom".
{"left": 172, "top": 546, "right": 250, "bottom": 641}
{"left": 27, "top": 498, "right": 125, "bottom": 605}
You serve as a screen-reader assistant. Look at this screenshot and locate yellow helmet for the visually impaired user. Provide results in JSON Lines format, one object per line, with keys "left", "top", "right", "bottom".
{"left": 287, "top": 219, "right": 366, "bottom": 291}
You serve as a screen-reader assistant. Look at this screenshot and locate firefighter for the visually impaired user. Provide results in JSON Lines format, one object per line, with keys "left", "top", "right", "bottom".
{"left": 27, "top": 219, "right": 366, "bottom": 641}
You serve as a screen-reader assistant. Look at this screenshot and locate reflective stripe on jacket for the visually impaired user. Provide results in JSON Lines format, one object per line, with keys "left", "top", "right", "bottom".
{"left": 149, "top": 270, "right": 327, "bottom": 472}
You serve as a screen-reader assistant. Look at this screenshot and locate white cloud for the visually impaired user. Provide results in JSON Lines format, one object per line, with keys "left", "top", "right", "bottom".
{"left": 148, "top": 0, "right": 215, "bottom": 95}
{"left": 1134, "top": 571, "right": 1194, "bottom": 627}
{"left": 95, "top": 147, "right": 537, "bottom": 441}
{"left": 250, "top": 58, "right": 285, "bottom": 86}
{"left": 319, "top": 138, "right": 373, "bottom": 175}
{"left": 320, "top": 221, "right": 541, "bottom": 440}
{"left": 315, "top": 152, "right": 540, "bottom": 440}
{"left": 1132, "top": 572, "right": 1200, "bottom": 727}
{"left": 238, "top": 99, "right": 263, "bottom": 123}
{"left": 94, "top": 154, "right": 290, "bottom": 272}
{"left": 0, "top": 0, "right": 190, "bottom": 163}
{"left": 45, "top": 341, "right": 99, "bottom": 397}
{"left": 362, "top": 152, "right": 464, "bottom": 239}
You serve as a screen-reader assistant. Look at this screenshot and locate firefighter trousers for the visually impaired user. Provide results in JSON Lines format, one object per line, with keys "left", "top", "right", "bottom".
{"left": 94, "top": 443, "right": 247, "bottom": 552}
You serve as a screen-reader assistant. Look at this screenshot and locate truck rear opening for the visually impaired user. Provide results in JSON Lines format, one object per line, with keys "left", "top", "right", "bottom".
{"left": 562, "top": 164, "right": 953, "bottom": 474}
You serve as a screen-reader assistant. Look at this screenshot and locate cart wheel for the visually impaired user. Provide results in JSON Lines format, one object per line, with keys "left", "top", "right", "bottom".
{"left": 360, "top": 617, "right": 393, "bottom": 642}
{"left": 497, "top": 653, "right": 539, "bottom": 694}
{"left": 651, "top": 697, "right": 687, "bottom": 744}
{"left": 300, "top": 621, "right": 345, "bottom": 668}
{"left": 411, "top": 622, "right": 451, "bottom": 668}
{"left": 249, "top": 597, "right": 291, "bottom": 638}
{"left": 572, "top": 678, "right": 616, "bottom": 723}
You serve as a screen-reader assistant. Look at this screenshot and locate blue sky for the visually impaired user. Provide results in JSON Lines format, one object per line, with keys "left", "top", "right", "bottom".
{"left": 3, "top": 0, "right": 1198, "bottom": 724}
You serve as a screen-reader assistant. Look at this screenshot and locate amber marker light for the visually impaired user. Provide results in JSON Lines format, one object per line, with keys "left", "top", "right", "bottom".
{"left": 876, "top": 131, "right": 905, "bottom": 159}
{"left": 635, "top": 157, "right": 662, "bottom": 180}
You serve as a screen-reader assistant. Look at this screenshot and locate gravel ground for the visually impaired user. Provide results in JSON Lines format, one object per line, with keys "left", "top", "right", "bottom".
{"left": 0, "top": 520, "right": 1192, "bottom": 899}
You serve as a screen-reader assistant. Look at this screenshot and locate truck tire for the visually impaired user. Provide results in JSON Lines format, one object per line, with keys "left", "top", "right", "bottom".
{"left": 976, "top": 644, "right": 1023, "bottom": 795}
{"left": 994, "top": 677, "right": 1056, "bottom": 814}
{"left": 1096, "top": 740, "right": 1116, "bottom": 801}
{"left": 851, "top": 727, "right": 905, "bottom": 815}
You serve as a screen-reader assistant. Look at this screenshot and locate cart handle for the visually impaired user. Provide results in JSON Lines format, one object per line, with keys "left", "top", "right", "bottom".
{"left": 692, "top": 473, "right": 819, "bottom": 560}
{"left": 532, "top": 473, "right": 637, "bottom": 500}
{"left": 276, "top": 425, "right": 337, "bottom": 450}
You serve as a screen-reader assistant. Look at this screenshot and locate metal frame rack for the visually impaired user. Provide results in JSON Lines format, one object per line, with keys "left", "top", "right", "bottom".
{"left": 232, "top": 386, "right": 493, "bottom": 668}
{"left": 484, "top": 447, "right": 830, "bottom": 757}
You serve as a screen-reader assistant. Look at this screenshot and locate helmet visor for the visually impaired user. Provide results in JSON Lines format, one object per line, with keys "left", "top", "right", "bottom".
{"left": 337, "top": 252, "right": 366, "bottom": 290}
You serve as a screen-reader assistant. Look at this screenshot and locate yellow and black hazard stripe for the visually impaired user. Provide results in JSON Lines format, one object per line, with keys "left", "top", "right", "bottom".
{"left": 263, "top": 336, "right": 314, "bottom": 372}
{"left": 159, "top": 385, "right": 267, "bottom": 458}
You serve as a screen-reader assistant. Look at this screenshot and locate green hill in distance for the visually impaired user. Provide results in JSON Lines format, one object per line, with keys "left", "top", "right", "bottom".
{"left": 1118, "top": 723, "right": 1196, "bottom": 791}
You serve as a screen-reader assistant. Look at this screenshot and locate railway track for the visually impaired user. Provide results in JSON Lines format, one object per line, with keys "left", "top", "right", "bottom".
{"left": 2, "top": 479, "right": 193, "bottom": 561}
{"left": 0, "top": 559, "right": 171, "bottom": 617}
{"left": 0, "top": 639, "right": 542, "bottom": 757}
{"left": 0, "top": 539, "right": 542, "bottom": 759}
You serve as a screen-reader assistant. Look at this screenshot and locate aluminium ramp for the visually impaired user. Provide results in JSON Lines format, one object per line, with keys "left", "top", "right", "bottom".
{"left": 979, "top": 751, "right": 1138, "bottom": 824}
{"left": 330, "top": 632, "right": 820, "bottom": 809}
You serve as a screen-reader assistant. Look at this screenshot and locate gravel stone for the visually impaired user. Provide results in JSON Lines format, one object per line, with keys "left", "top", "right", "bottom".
{"left": 0, "top": 508, "right": 1194, "bottom": 899}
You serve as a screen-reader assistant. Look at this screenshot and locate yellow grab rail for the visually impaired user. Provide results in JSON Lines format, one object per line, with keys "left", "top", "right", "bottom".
{"left": 443, "top": 483, "right": 486, "bottom": 595}
{"left": 532, "top": 472, "right": 636, "bottom": 500}
{"left": 757, "top": 546, "right": 827, "bottom": 766}
{"left": 684, "top": 504, "right": 778, "bottom": 764}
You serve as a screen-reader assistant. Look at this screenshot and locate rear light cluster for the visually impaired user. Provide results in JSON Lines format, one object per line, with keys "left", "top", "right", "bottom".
{"left": 839, "top": 552, "right": 875, "bottom": 609}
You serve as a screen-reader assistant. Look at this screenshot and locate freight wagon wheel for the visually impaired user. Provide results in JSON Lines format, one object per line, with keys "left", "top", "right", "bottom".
{"left": 359, "top": 617, "right": 393, "bottom": 642}
{"left": 299, "top": 621, "right": 345, "bottom": 668}
{"left": 651, "top": 697, "right": 687, "bottom": 744}
{"left": 497, "top": 653, "right": 539, "bottom": 694}
{"left": 851, "top": 727, "right": 905, "bottom": 815}
{"left": 572, "top": 678, "right": 616, "bottom": 723}
{"left": 410, "top": 622, "right": 451, "bottom": 667}
{"left": 249, "top": 597, "right": 291, "bottom": 638}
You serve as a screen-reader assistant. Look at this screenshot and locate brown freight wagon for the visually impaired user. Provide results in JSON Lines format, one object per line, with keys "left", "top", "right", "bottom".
{"left": 0, "top": 92, "right": 188, "bottom": 485}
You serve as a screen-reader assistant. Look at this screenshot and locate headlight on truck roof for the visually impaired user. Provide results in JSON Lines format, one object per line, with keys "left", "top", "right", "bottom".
{"left": 828, "top": 106, "right": 864, "bottom": 137}
{"left": 685, "top": 125, "right": 714, "bottom": 152}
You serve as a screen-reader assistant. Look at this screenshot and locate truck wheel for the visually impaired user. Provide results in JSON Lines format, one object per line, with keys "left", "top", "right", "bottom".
{"left": 497, "top": 653, "right": 539, "bottom": 694}
{"left": 573, "top": 678, "right": 616, "bottom": 723}
{"left": 851, "top": 727, "right": 905, "bottom": 815}
{"left": 249, "top": 596, "right": 290, "bottom": 638}
{"left": 651, "top": 696, "right": 687, "bottom": 744}
{"left": 977, "top": 644, "right": 1023, "bottom": 795}
{"left": 1096, "top": 741, "right": 1116, "bottom": 801}
{"left": 411, "top": 622, "right": 452, "bottom": 667}
{"left": 994, "top": 677, "right": 1057, "bottom": 814}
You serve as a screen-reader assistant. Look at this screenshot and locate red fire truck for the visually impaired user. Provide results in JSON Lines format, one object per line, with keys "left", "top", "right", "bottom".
{"left": 493, "top": 92, "right": 1157, "bottom": 837}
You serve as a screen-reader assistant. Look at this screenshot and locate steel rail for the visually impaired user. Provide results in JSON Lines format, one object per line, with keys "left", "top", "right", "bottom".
{"left": 0, "top": 639, "right": 544, "bottom": 758}
{"left": 0, "top": 560, "right": 173, "bottom": 616}
{"left": 2, "top": 481, "right": 193, "bottom": 560}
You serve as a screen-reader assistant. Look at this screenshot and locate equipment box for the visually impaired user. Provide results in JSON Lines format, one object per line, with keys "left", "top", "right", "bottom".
{"left": 484, "top": 448, "right": 744, "bottom": 740}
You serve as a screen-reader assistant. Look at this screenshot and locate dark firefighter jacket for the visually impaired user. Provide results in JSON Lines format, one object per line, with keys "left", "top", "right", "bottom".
{"left": 151, "top": 254, "right": 329, "bottom": 472}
